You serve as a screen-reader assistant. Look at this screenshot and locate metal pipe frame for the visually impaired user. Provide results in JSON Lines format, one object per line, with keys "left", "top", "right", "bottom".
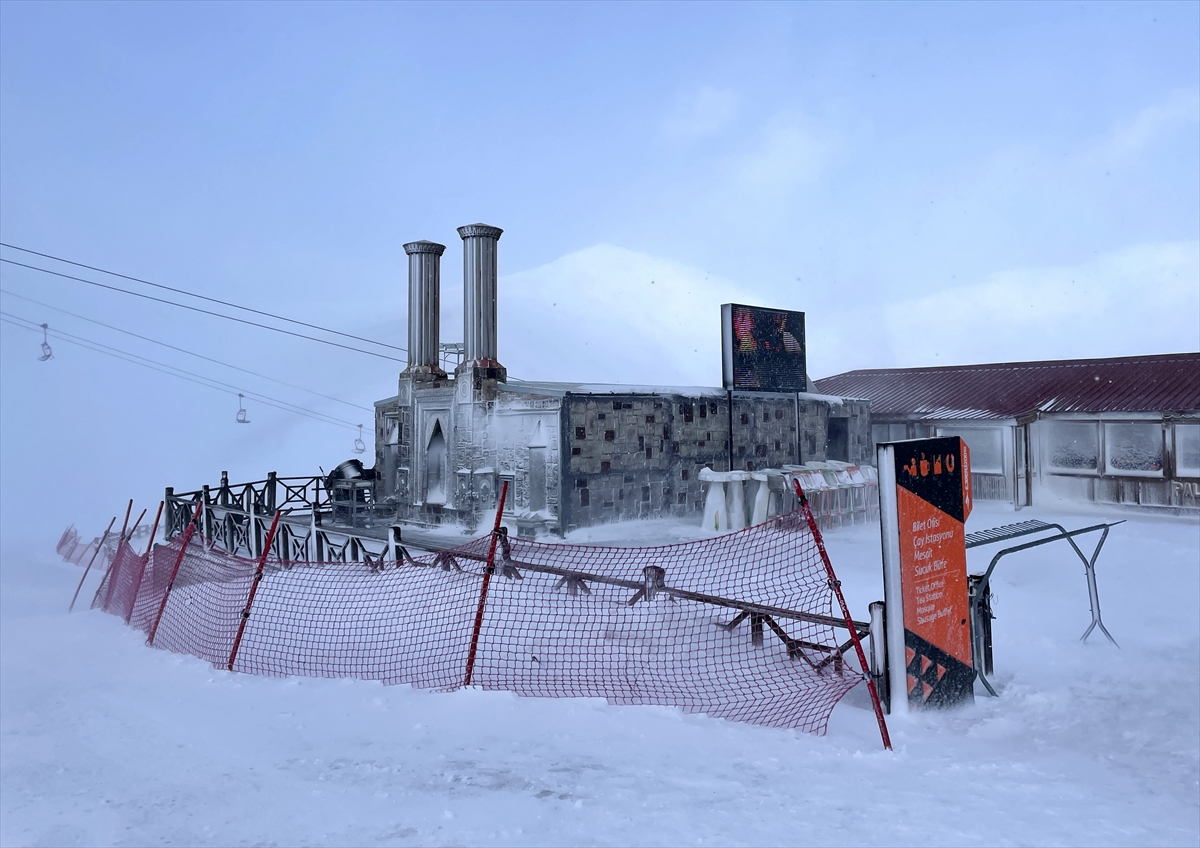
{"left": 967, "top": 519, "right": 1123, "bottom": 696}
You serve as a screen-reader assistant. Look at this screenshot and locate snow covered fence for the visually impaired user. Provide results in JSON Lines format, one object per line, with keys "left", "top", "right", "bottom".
{"left": 92, "top": 511, "right": 865, "bottom": 734}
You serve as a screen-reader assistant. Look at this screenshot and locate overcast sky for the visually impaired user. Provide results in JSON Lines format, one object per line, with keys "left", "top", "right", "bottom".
{"left": 2, "top": 1, "right": 1197, "bottom": 535}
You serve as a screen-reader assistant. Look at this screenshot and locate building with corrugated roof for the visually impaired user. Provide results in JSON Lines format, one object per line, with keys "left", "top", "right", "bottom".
{"left": 814, "top": 353, "right": 1200, "bottom": 511}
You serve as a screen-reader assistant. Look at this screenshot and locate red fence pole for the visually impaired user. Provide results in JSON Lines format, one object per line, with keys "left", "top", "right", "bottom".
{"left": 142, "top": 501, "right": 164, "bottom": 557}
{"left": 147, "top": 499, "right": 203, "bottom": 648}
{"left": 792, "top": 477, "right": 893, "bottom": 752}
{"left": 96, "top": 507, "right": 147, "bottom": 609}
{"left": 226, "top": 510, "right": 282, "bottom": 672}
{"left": 69, "top": 515, "right": 116, "bottom": 612}
{"left": 463, "top": 481, "right": 508, "bottom": 688}
{"left": 125, "top": 501, "right": 164, "bottom": 625}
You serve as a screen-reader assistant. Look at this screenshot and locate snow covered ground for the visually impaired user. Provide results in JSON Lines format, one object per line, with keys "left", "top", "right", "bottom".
{"left": 2, "top": 500, "right": 1197, "bottom": 847}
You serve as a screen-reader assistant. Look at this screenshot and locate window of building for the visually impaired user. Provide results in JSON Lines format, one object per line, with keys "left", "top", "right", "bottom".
{"left": 872, "top": 423, "right": 909, "bottom": 448}
{"left": 938, "top": 427, "right": 1005, "bottom": 475}
{"left": 826, "top": 418, "right": 849, "bottom": 462}
{"left": 1046, "top": 422, "right": 1098, "bottom": 473}
{"left": 384, "top": 415, "right": 401, "bottom": 445}
{"left": 1104, "top": 422, "right": 1163, "bottom": 477}
{"left": 1176, "top": 424, "right": 1200, "bottom": 478}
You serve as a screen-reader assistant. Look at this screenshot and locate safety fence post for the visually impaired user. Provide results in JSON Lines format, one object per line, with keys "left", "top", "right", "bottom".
{"left": 793, "top": 478, "right": 893, "bottom": 751}
{"left": 69, "top": 514, "right": 117, "bottom": 612}
{"left": 226, "top": 510, "right": 282, "bottom": 672}
{"left": 125, "top": 501, "right": 164, "bottom": 625}
{"left": 463, "top": 481, "right": 508, "bottom": 687}
{"left": 148, "top": 499, "right": 203, "bottom": 647}
{"left": 96, "top": 506, "right": 147, "bottom": 610}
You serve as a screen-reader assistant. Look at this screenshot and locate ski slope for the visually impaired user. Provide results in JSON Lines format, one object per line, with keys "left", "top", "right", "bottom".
{"left": 2, "top": 500, "right": 1197, "bottom": 847}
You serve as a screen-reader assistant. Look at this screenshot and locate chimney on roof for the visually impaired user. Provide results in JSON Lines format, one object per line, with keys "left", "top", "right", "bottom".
{"left": 457, "top": 223, "right": 504, "bottom": 369}
{"left": 402, "top": 240, "right": 446, "bottom": 379}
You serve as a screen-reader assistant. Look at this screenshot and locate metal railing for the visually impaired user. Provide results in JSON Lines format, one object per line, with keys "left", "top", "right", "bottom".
{"left": 164, "top": 472, "right": 398, "bottom": 566}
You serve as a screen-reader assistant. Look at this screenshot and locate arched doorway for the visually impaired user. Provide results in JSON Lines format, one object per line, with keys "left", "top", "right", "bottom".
{"left": 425, "top": 421, "right": 447, "bottom": 505}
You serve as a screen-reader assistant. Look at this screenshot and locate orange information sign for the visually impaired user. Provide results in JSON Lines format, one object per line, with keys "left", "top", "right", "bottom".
{"left": 881, "top": 436, "right": 976, "bottom": 709}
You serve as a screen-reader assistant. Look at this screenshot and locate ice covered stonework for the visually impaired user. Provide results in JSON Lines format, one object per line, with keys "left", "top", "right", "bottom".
{"left": 372, "top": 222, "right": 870, "bottom": 535}
{"left": 376, "top": 379, "right": 869, "bottom": 534}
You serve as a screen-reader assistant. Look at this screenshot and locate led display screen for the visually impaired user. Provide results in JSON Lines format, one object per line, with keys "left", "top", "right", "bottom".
{"left": 721, "top": 303, "right": 807, "bottom": 392}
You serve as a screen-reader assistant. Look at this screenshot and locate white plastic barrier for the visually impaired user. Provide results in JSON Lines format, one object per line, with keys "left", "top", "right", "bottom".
{"left": 698, "top": 467, "right": 730, "bottom": 532}
{"left": 701, "top": 464, "right": 877, "bottom": 533}
{"left": 698, "top": 469, "right": 751, "bottom": 532}
{"left": 749, "top": 470, "right": 771, "bottom": 526}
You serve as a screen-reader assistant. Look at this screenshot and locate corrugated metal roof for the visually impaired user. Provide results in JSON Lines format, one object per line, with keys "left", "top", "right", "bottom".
{"left": 813, "top": 353, "right": 1200, "bottom": 420}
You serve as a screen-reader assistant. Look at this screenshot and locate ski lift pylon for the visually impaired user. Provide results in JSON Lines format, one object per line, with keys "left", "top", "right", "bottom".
{"left": 37, "top": 323, "right": 53, "bottom": 361}
{"left": 236, "top": 393, "right": 250, "bottom": 424}
{"left": 353, "top": 424, "right": 366, "bottom": 454}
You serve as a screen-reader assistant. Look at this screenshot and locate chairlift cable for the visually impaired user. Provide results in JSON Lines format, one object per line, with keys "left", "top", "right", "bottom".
{"left": 0, "top": 313, "right": 359, "bottom": 431}
{"left": 0, "top": 242, "right": 407, "bottom": 354}
{"left": 0, "top": 288, "right": 372, "bottom": 412}
{"left": 2, "top": 312, "right": 357, "bottom": 429}
{"left": 2, "top": 315, "right": 356, "bottom": 431}
{"left": 0, "top": 259, "right": 406, "bottom": 363}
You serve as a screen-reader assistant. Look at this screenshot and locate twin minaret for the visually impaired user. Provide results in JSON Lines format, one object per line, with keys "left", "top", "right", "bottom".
{"left": 402, "top": 223, "right": 503, "bottom": 381}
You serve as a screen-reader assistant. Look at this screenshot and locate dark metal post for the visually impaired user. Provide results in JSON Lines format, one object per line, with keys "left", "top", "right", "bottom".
{"left": 868, "top": 600, "right": 890, "bottom": 713}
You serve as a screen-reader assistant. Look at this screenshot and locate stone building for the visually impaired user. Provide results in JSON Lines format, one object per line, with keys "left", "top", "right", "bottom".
{"left": 374, "top": 224, "right": 871, "bottom": 534}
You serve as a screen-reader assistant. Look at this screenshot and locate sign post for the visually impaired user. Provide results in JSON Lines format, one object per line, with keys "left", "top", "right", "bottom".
{"left": 878, "top": 436, "right": 975, "bottom": 710}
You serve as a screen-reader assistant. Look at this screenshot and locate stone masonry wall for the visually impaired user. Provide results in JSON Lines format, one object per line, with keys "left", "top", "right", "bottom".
{"left": 559, "top": 391, "right": 866, "bottom": 531}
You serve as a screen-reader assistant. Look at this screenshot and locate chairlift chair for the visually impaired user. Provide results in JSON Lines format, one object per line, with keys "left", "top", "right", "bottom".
{"left": 37, "top": 323, "right": 53, "bottom": 361}
{"left": 236, "top": 393, "right": 250, "bottom": 424}
{"left": 352, "top": 424, "right": 366, "bottom": 455}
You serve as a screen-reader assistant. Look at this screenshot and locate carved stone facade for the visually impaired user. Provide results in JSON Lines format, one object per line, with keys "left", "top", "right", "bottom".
{"left": 375, "top": 378, "right": 870, "bottom": 534}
